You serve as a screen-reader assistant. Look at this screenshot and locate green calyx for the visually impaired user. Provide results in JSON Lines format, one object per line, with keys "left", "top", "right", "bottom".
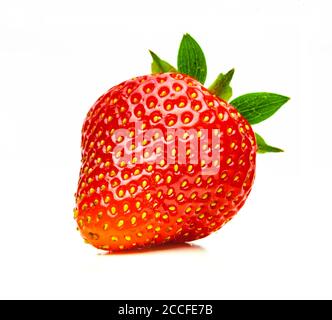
{"left": 149, "top": 33, "right": 290, "bottom": 154}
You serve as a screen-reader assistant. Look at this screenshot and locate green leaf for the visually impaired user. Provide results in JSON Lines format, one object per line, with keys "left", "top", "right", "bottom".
{"left": 149, "top": 50, "right": 176, "bottom": 74}
{"left": 208, "top": 68, "right": 235, "bottom": 101}
{"left": 230, "top": 92, "right": 290, "bottom": 124}
{"left": 177, "top": 33, "right": 207, "bottom": 84}
{"left": 255, "top": 133, "right": 284, "bottom": 153}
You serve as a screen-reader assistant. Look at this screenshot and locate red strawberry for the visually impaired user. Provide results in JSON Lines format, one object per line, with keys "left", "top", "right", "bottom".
{"left": 74, "top": 34, "right": 288, "bottom": 251}
{"left": 74, "top": 73, "right": 256, "bottom": 251}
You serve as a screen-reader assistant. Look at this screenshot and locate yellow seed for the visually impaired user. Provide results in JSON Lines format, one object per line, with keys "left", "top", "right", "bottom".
{"left": 194, "top": 104, "right": 201, "bottom": 111}
{"left": 168, "top": 120, "right": 175, "bottom": 126}
{"left": 177, "top": 194, "right": 184, "bottom": 201}
{"left": 125, "top": 235, "right": 131, "bottom": 241}
{"left": 142, "top": 180, "right": 148, "bottom": 188}
{"left": 171, "top": 148, "right": 176, "bottom": 156}
{"left": 198, "top": 214, "right": 205, "bottom": 219}
{"left": 174, "top": 164, "right": 179, "bottom": 172}
{"left": 208, "top": 101, "right": 214, "bottom": 107}
{"left": 210, "top": 201, "right": 217, "bottom": 208}
{"left": 153, "top": 116, "right": 161, "bottom": 122}
{"left": 86, "top": 216, "right": 92, "bottom": 223}
{"left": 196, "top": 206, "right": 202, "bottom": 212}
{"left": 169, "top": 206, "right": 176, "bottom": 212}
{"left": 221, "top": 173, "right": 227, "bottom": 180}
{"left": 217, "top": 186, "right": 223, "bottom": 193}
{"left": 155, "top": 226, "right": 161, "bottom": 232}
{"left": 103, "top": 223, "right": 108, "bottom": 230}
{"left": 123, "top": 204, "right": 129, "bottom": 212}
{"left": 112, "top": 236, "right": 118, "bottom": 242}
{"left": 181, "top": 180, "right": 188, "bottom": 188}
{"left": 166, "top": 134, "right": 173, "bottom": 141}
{"left": 149, "top": 101, "right": 155, "bottom": 108}
{"left": 119, "top": 245, "right": 125, "bottom": 250}
{"left": 197, "top": 130, "right": 202, "bottom": 138}
{"left": 159, "top": 159, "right": 165, "bottom": 167}
{"left": 178, "top": 102, "right": 185, "bottom": 107}
{"left": 135, "top": 201, "right": 141, "bottom": 209}
{"left": 155, "top": 212, "right": 161, "bottom": 218}
{"left": 186, "top": 149, "right": 191, "bottom": 155}
{"left": 183, "top": 117, "right": 190, "bottom": 124}
{"left": 190, "top": 192, "right": 197, "bottom": 199}
{"left": 144, "top": 151, "right": 150, "bottom": 158}
{"left": 162, "top": 214, "right": 169, "bottom": 220}
{"left": 111, "top": 206, "right": 116, "bottom": 214}
{"left": 123, "top": 174, "right": 129, "bottom": 180}
{"left": 227, "top": 128, "right": 233, "bottom": 134}
{"left": 218, "top": 113, "right": 224, "bottom": 120}
{"left": 146, "top": 193, "right": 152, "bottom": 201}
{"left": 147, "top": 225, "right": 153, "bottom": 230}
{"left": 89, "top": 187, "right": 95, "bottom": 194}
{"left": 142, "top": 212, "right": 147, "bottom": 219}
{"left": 187, "top": 164, "right": 193, "bottom": 172}
{"left": 131, "top": 216, "right": 137, "bottom": 225}
{"left": 167, "top": 188, "right": 174, "bottom": 196}
{"left": 106, "top": 145, "right": 112, "bottom": 152}
{"left": 98, "top": 173, "right": 104, "bottom": 180}
{"left": 117, "top": 220, "right": 124, "bottom": 227}
{"left": 241, "top": 142, "right": 246, "bottom": 148}
{"left": 230, "top": 142, "right": 236, "bottom": 149}
{"left": 191, "top": 92, "right": 197, "bottom": 98}
{"left": 202, "top": 193, "right": 209, "bottom": 199}
{"left": 177, "top": 218, "right": 183, "bottom": 223}
{"left": 185, "top": 206, "right": 192, "bottom": 213}
{"left": 160, "top": 90, "right": 167, "bottom": 97}
{"left": 165, "top": 104, "right": 172, "bottom": 110}
{"left": 234, "top": 176, "right": 239, "bottom": 182}
{"left": 203, "top": 116, "right": 210, "bottom": 122}
{"left": 97, "top": 211, "right": 103, "bottom": 218}
{"left": 78, "top": 219, "right": 83, "bottom": 227}
{"left": 155, "top": 174, "right": 161, "bottom": 182}
{"left": 73, "top": 208, "right": 78, "bottom": 219}
{"left": 195, "top": 177, "right": 202, "bottom": 184}
{"left": 120, "top": 160, "right": 126, "bottom": 167}
{"left": 118, "top": 189, "right": 125, "bottom": 197}
{"left": 226, "top": 158, "right": 232, "bottom": 164}
{"left": 130, "top": 186, "right": 136, "bottom": 194}
{"left": 132, "top": 157, "right": 138, "bottom": 164}
{"left": 110, "top": 170, "right": 116, "bottom": 177}
{"left": 137, "top": 232, "right": 143, "bottom": 238}
{"left": 104, "top": 196, "right": 110, "bottom": 203}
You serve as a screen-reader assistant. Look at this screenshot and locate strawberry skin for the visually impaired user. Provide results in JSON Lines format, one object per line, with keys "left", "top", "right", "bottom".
{"left": 74, "top": 73, "right": 256, "bottom": 251}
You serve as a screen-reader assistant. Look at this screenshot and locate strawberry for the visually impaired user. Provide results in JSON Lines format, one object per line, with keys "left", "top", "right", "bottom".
{"left": 74, "top": 34, "right": 289, "bottom": 251}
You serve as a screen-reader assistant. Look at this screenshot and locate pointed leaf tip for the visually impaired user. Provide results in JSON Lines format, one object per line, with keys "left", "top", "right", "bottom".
{"left": 255, "top": 133, "right": 284, "bottom": 154}
{"left": 230, "top": 92, "right": 290, "bottom": 125}
{"left": 177, "top": 34, "right": 207, "bottom": 84}
{"left": 209, "top": 68, "right": 235, "bottom": 101}
{"left": 149, "top": 50, "right": 176, "bottom": 74}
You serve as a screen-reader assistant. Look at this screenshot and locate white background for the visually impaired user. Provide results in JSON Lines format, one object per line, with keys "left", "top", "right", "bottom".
{"left": 0, "top": 0, "right": 331, "bottom": 299}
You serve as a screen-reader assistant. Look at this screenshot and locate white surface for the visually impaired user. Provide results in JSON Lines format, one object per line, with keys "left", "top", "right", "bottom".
{"left": 0, "top": 0, "right": 331, "bottom": 299}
